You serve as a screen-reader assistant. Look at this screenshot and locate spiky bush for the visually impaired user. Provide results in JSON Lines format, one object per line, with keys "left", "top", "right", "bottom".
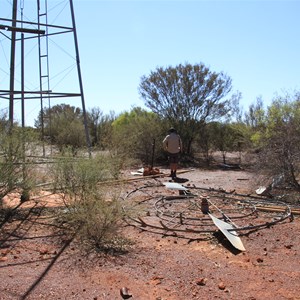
{"left": 51, "top": 152, "right": 131, "bottom": 252}
{"left": 0, "top": 127, "right": 38, "bottom": 205}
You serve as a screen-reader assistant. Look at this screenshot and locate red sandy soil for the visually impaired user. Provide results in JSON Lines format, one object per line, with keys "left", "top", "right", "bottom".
{"left": 1, "top": 167, "right": 300, "bottom": 300}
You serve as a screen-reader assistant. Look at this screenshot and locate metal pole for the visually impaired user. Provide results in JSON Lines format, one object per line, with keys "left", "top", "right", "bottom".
{"left": 9, "top": 0, "right": 18, "bottom": 127}
{"left": 69, "top": 0, "right": 92, "bottom": 155}
{"left": 21, "top": 33, "right": 25, "bottom": 127}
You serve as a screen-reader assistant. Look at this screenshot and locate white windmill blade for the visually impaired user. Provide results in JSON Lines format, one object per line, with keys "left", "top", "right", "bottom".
{"left": 209, "top": 213, "right": 246, "bottom": 252}
{"left": 163, "top": 182, "right": 188, "bottom": 191}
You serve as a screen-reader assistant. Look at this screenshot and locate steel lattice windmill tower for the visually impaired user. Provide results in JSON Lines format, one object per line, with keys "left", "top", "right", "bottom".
{"left": 0, "top": 0, "right": 91, "bottom": 154}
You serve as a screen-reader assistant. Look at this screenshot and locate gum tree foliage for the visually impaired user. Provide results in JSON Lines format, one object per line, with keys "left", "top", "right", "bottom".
{"left": 243, "top": 97, "right": 267, "bottom": 149}
{"left": 111, "top": 107, "right": 164, "bottom": 165}
{"left": 257, "top": 92, "right": 300, "bottom": 190}
{"left": 139, "top": 62, "right": 233, "bottom": 155}
{"left": 244, "top": 97, "right": 265, "bottom": 128}
{"left": 229, "top": 91, "right": 244, "bottom": 123}
{"left": 196, "top": 92, "right": 247, "bottom": 164}
{"left": 206, "top": 122, "right": 245, "bottom": 164}
{"left": 0, "top": 112, "right": 9, "bottom": 130}
{"left": 35, "top": 104, "right": 86, "bottom": 154}
{"left": 87, "top": 107, "right": 102, "bottom": 146}
{"left": 87, "top": 108, "right": 116, "bottom": 149}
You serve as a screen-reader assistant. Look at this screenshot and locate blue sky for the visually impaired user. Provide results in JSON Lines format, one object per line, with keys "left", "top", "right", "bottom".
{"left": 1, "top": 0, "right": 300, "bottom": 126}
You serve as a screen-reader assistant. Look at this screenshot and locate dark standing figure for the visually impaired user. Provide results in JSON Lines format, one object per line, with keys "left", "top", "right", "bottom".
{"left": 163, "top": 128, "right": 183, "bottom": 180}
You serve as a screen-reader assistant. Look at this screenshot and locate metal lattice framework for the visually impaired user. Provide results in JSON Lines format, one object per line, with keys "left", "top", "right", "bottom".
{"left": 0, "top": 0, "right": 90, "bottom": 153}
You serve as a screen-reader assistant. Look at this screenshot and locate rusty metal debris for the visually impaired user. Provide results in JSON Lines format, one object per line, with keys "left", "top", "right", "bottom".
{"left": 123, "top": 180, "right": 294, "bottom": 248}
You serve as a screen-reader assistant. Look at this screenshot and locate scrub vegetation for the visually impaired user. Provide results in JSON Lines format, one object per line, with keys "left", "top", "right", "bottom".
{"left": 1, "top": 62, "right": 300, "bottom": 254}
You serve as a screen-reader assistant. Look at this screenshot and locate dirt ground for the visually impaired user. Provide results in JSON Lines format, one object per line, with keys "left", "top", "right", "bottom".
{"left": 1, "top": 166, "right": 300, "bottom": 300}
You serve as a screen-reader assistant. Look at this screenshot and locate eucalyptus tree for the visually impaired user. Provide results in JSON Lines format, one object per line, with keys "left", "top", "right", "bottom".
{"left": 111, "top": 107, "right": 163, "bottom": 164}
{"left": 87, "top": 107, "right": 116, "bottom": 149}
{"left": 257, "top": 91, "right": 300, "bottom": 190}
{"left": 207, "top": 122, "right": 245, "bottom": 164}
{"left": 35, "top": 104, "right": 86, "bottom": 154}
{"left": 139, "top": 62, "right": 233, "bottom": 155}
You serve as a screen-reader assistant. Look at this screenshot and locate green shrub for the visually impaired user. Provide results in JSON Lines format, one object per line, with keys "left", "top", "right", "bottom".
{"left": 52, "top": 152, "right": 131, "bottom": 252}
{"left": 63, "top": 193, "right": 130, "bottom": 252}
{"left": 51, "top": 152, "right": 121, "bottom": 199}
{"left": 0, "top": 128, "right": 38, "bottom": 205}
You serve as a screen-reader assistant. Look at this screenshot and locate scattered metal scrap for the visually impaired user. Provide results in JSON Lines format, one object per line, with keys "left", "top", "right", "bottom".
{"left": 123, "top": 179, "right": 295, "bottom": 251}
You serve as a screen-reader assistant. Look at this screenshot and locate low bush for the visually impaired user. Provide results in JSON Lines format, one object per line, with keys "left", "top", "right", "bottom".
{"left": 51, "top": 152, "right": 132, "bottom": 252}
